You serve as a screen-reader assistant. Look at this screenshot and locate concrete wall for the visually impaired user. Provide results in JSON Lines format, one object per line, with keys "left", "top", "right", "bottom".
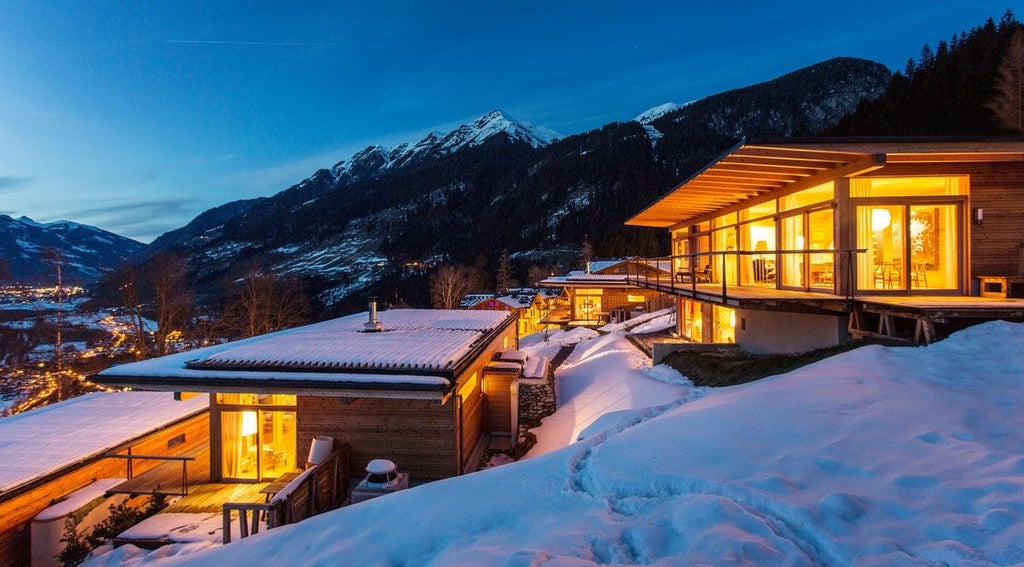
{"left": 735, "top": 309, "right": 850, "bottom": 354}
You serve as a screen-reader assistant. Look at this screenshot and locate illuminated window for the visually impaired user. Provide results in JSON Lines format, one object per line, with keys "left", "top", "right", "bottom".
{"left": 781, "top": 181, "right": 834, "bottom": 210}
{"left": 215, "top": 393, "right": 296, "bottom": 481}
{"left": 626, "top": 294, "right": 645, "bottom": 303}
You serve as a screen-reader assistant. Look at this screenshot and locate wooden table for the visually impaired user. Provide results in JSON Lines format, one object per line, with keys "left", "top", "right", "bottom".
{"left": 260, "top": 470, "right": 301, "bottom": 502}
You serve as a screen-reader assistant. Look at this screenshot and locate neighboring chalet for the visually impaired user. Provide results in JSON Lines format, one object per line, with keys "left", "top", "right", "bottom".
{"left": 539, "top": 259, "right": 673, "bottom": 326}
{"left": 95, "top": 307, "right": 519, "bottom": 485}
{"left": 0, "top": 392, "right": 209, "bottom": 567}
{"left": 460, "top": 287, "right": 566, "bottom": 337}
{"left": 626, "top": 139, "right": 1024, "bottom": 353}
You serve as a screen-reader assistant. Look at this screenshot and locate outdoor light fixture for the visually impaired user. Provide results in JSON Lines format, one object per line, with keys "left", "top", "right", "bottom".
{"left": 973, "top": 207, "right": 984, "bottom": 225}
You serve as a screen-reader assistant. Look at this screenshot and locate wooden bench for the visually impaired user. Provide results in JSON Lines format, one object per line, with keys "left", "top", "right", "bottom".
{"left": 976, "top": 276, "right": 1024, "bottom": 298}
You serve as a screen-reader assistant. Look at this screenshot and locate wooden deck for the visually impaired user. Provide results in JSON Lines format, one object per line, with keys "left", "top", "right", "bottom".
{"left": 163, "top": 482, "right": 269, "bottom": 513}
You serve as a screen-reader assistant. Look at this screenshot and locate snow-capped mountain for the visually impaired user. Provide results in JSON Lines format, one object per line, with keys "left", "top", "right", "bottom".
{"left": 330, "top": 110, "right": 563, "bottom": 183}
{"left": 0, "top": 215, "right": 146, "bottom": 284}
{"left": 633, "top": 102, "right": 682, "bottom": 143}
{"left": 145, "top": 58, "right": 891, "bottom": 313}
{"left": 633, "top": 102, "right": 682, "bottom": 125}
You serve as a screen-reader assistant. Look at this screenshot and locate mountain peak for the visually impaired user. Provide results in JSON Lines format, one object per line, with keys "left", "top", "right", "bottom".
{"left": 633, "top": 103, "right": 681, "bottom": 125}
{"left": 425, "top": 110, "right": 562, "bottom": 157}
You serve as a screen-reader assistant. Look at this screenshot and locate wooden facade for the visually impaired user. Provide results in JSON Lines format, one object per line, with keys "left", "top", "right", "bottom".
{"left": 0, "top": 410, "right": 208, "bottom": 567}
{"left": 540, "top": 259, "right": 673, "bottom": 325}
{"left": 626, "top": 140, "right": 1024, "bottom": 351}
{"left": 295, "top": 317, "right": 518, "bottom": 482}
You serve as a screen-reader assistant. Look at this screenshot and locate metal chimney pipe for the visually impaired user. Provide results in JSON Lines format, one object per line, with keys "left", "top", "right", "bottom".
{"left": 364, "top": 296, "right": 382, "bottom": 332}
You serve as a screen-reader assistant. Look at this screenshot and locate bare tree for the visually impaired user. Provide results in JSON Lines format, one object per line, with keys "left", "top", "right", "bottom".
{"left": 218, "top": 263, "right": 310, "bottom": 338}
{"left": 115, "top": 265, "right": 149, "bottom": 359}
{"left": 989, "top": 29, "right": 1024, "bottom": 133}
{"left": 528, "top": 263, "right": 557, "bottom": 286}
{"left": 430, "top": 264, "right": 475, "bottom": 309}
{"left": 495, "top": 249, "right": 513, "bottom": 293}
{"left": 580, "top": 235, "right": 594, "bottom": 271}
{"left": 147, "top": 253, "right": 192, "bottom": 356}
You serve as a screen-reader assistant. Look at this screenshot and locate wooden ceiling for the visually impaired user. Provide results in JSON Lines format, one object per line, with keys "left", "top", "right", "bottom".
{"left": 626, "top": 140, "right": 1024, "bottom": 229}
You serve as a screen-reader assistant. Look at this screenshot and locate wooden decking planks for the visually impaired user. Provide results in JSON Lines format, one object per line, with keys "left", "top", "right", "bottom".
{"left": 163, "top": 482, "right": 268, "bottom": 513}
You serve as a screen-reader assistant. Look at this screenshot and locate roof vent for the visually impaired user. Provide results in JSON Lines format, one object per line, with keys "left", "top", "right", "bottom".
{"left": 351, "top": 458, "right": 409, "bottom": 503}
{"left": 364, "top": 297, "right": 383, "bottom": 332}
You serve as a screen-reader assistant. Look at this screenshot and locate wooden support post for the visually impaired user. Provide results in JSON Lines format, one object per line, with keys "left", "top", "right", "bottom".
{"left": 914, "top": 318, "right": 936, "bottom": 344}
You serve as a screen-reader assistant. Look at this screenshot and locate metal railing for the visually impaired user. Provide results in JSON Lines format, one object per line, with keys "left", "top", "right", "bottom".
{"left": 625, "top": 248, "right": 866, "bottom": 302}
{"left": 104, "top": 448, "right": 197, "bottom": 496}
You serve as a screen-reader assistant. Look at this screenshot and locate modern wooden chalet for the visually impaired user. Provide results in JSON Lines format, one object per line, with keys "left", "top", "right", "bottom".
{"left": 539, "top": 259, "right": 673, "bottom": 326}
{"left": 461, "top": 287, "right": 566, "bottom": 336}
{"left": 95, "top": 307, "right": 519, "bottom": 485}
{"left": 626, "top": 139, "right": 1024, "bottom": 353}
{"left": 0, "top": 392, "right": 209, "bottom": 567}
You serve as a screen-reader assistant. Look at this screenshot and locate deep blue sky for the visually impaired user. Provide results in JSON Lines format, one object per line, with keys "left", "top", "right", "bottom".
{"left": 0, "top": 1, "right": 1013, "bottom": 242}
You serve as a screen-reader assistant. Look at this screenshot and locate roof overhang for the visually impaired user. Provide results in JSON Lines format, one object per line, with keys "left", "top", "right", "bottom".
{"left": 626, "top": 138, "right": 1024, "bottom": 229}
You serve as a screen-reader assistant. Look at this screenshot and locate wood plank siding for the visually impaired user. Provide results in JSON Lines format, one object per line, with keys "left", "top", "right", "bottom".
{"left": 297, "top": 396, "right": 457, "bottom": 482}
{"left": 0, "top": 411, "right": 209, "bottom": 567}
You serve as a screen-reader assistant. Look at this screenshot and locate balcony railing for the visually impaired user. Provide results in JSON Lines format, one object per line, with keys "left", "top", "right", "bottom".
{"left": 222, "top": 442, "right": 351, "bottom": 543}
{"left": 625, "top": 248, "right": 866, "bottom": 302}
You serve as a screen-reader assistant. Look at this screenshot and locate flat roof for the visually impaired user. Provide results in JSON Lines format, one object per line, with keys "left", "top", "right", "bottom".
{"left": 626, "top": 139, "right": 1024, "bottom": 228}
{"left": 0, "top": 391, "right": 208, "bottom": 496}
{"left": 96, "top": 309, "right": 516, "bottom": 393}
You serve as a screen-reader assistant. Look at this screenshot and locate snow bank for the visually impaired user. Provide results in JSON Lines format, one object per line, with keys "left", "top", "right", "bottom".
{"left": 86, "top": 321, "right": 1024, "bottom": 566}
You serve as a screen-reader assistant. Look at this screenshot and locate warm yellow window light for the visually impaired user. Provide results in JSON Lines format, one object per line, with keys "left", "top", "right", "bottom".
{"left": 872, "top": 209, "right": 892, "bottom": 232}
{"left": 241, "top": 411, "right": 258, "bottom": 437}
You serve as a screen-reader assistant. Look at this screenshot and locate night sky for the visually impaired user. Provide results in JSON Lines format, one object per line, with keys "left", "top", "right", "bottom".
{"left": 0, "top": 1, "right": 1013, "bottom": 242}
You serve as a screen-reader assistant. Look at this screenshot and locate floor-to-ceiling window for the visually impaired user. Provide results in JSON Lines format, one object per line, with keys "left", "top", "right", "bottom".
{"left": 852, "top": 177, "right": 965, "bottom": 293}
{"left": 215, "top": 393, "right": 297, "bottom": 481}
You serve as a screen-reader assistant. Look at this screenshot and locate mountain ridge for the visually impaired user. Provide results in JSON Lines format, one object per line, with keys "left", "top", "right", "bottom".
{"left": 138, "top": 57, "right": 891, "bottom": 315}
{"left": 0, "top": 214, "right": 146, "bottom": 285}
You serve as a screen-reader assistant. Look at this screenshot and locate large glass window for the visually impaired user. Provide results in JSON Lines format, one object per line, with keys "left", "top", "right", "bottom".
{"left": 910, "top": 204, "right": 959, "bottom": 289}
{"left": 807, "top": 209, "right": 835, "bottom": 290}
{"left": 856, "top": 203, "right": 961, "bottom": 291}
{"left": 574, "top": 289, "right": 603, "bottom": 321}
{"left": 851, "top": 176, "right": 965, "bottom": 197}
{"left": 216, "top": 394, "right": 297, "bottom": 481}
{"left": 780, "top": 215, "right": 805, "bottom": 288}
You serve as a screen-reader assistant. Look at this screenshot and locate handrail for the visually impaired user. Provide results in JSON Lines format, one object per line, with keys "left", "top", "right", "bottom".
{"left": 626, "top": 248, "right": 867, "bottom": 301}
{"left": 104, "top": 451, "right": 197, "bottom": 495}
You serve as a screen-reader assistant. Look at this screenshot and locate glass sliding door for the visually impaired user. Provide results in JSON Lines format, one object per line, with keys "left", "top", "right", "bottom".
{"left": 855, "top": 203, "right": 961, "bottom": 292}
{"left": 910, "top": 204, "right": 959, "bottom": 290}
{"left": 807, "top": 209, "right": 835, "bottom": 290}
{"left": 780, "top": 214, "right": 804, "bottom": 288}
{"left": 215, "top": 393, "right": 297, "bottom": 481}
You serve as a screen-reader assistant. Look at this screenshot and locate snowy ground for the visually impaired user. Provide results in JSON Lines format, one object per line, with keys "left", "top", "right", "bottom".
{"left": 87, "top": 315, "right": 1024, "bottom": 566}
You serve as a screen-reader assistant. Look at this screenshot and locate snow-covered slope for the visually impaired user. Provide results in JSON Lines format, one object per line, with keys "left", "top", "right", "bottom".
{"left": 0, "top": 214, "right": 146, "bottom": 284}
{"left": 92, "top": 320, "right": 1024, "bottom": 566}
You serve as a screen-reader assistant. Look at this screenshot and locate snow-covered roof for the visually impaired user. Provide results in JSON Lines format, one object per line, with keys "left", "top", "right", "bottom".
{"left": 538, "top": 273, "right": 643, "bottom": 288}
{"left": 97, "top": 309, "right": 516, "bottom": 394}
{"left": 459, "top": 292, "right": 494, "bottom": 309}
{"left": 0, "top": 391, "right": 208, "bottom": 495}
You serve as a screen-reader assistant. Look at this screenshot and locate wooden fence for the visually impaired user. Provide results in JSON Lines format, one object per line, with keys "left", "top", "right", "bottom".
{"left": 222, "top": 443, "right": 351, "bottom": 543}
